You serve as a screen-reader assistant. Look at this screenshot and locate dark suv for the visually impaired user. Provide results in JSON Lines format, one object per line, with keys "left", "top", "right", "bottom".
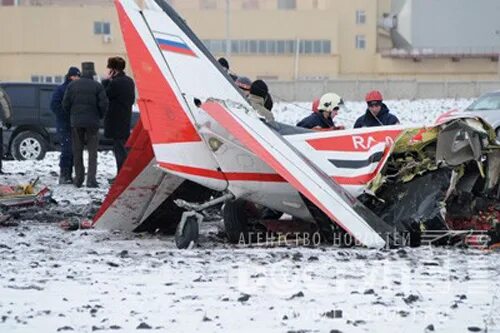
{"left": 0, "top": 82, "right": 139, "bottom": 160}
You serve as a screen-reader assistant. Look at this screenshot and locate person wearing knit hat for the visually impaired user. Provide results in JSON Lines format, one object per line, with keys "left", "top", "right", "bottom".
{"left": 217, "top": 57, "right": 238, "bottom": 81}
{"left": 248, "top": 79, "right": 274, "bottom": 122}
{"left": 50, "top": 66, "right": 81, "bottom": 184}
{"left": 354, "top": 90, "right": 399, "bottom": 128}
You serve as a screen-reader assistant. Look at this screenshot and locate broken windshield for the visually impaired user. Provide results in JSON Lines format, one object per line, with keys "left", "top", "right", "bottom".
{"left": 466, "top": 92, "right": 500, "bottom": 111}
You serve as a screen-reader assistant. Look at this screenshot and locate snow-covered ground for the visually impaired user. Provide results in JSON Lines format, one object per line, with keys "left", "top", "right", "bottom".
{"left": 1, "top": 98, "right": 499, "bottom": 333}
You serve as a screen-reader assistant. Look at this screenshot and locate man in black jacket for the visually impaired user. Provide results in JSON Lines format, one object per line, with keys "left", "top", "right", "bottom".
{"left": 102, "top": 56, "right": 136, "bottom": 173}
{"left": 63, "top": 62, "right": 108, "bottom": 188}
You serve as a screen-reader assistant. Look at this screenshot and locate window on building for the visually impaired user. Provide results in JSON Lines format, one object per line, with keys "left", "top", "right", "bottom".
{"left": 356, "top": 10, "right": 366, "bottom": 24}
{"left": 102, "top": 22, "right": 110, "bottom": 34}
{"left": 322, "top": 40, "right": 331, "bottom": 54}
{"left": 214, "top": 40, "right": 226, "bottom": 53}
{"left": 200, "top": 0, "right": 217, "bottom": 9}
{"left": 266, "top": 40, "right": 276, "bottom": 54}
{"left": 239, "top": 40, "right": 248, "bottom": 53}
{"left": 285, "top": 40, "right": 296, "bottom": 53}
{"left": 258, "top": 40, "right": 267, "bottom": 54}
{"left": 94, "top": 21, "right": 111, "bottom": 35}
{"left": 256, "top": 75, "right": 279, "bottom": 81}
{"left": 203, "top": 39, "right": 332, "bottom": 55}
{"left": 44, "top": 76, "right": 53, "bottom": 83}
{"left": 355, "top": 35, "right": 366, "bottom": 49}
{"left": 312, "top": 0, "right": 319, "bottom": 9}
{"left": 248, "top": 40, "right": 257, "bottom": 53}
{"left": 278, "top": 0, "right": 296, "bottom": 10}
{"left": 313, "top": 40, "right": 322, "bottom": 53}
{"left": 242, "top": 0, "right": 258, "bottom": 10}
{"left": 54, "top": 76, "right": 63, "bottom": 83}
{"left": 277, "top": 40, "right": 285, "bottom": 54}
{"left": 231, "top": 40, "right": 239, "bottom": 53}
{"left": 303, "top": 40, "right": 313, "bottom": 54}
{"left": 31, "top": 75, "right": 40, "bottom": 83}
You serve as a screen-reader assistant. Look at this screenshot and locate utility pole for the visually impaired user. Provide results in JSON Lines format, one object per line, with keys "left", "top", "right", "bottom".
{"left": 294, "top": 38, "right": 301, "bottom": 80}
{"left": 225, "top": 0, "right": 231, "bottom": 59}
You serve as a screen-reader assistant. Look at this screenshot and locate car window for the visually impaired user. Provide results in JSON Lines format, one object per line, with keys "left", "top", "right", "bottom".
{"left": 466, "top": 93, "right": 500, "bottom": 111}
{"left": 3, "top": 86, "right": 37, "bottom": 108}
{"left": 40, "top": 89, "right": 54, "bottom": 110}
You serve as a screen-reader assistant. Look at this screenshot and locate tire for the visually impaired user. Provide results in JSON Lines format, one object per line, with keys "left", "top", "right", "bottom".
{"left": 175, "top": 215, "right": 199, "bottom": 249}
{"left": 10, "top": 131, "right": 48, "bottom": 161}
{"left": 223, "top": 199, "right": 250, "bottom": 244}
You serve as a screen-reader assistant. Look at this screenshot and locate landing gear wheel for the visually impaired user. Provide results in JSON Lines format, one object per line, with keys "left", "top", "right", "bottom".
{"left": 223, "top": 199, "right": 251, "bottom": 244}
{"left": 175, "top": 212, "right": 202, "bottom": 249}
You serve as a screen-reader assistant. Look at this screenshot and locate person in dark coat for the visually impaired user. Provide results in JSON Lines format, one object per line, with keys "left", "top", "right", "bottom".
{"left": 218, "top": 57, "right": 238, "bottom": 81}
{"left": 297, "top": 93, "right": 345, "bottom": 130}
{"left": 62, "top": 62, "right": 108, "bottom": 188}
{"left": 0, "top": 87, "right": 13, "bottom": 174}
{"left": 50, "top": 66, "right": 80, "bottom": 184}
{"left": 248, "top": 79, "right": 274, "bottom": 121}
{"left": 102, "top": 56, "right": 135, "bottom": 173}
{"left": 354, "top": 90, "right": 399, "bottom": 128}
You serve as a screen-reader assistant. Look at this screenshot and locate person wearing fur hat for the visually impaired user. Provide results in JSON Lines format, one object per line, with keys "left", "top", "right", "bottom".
{"left": 102, "top": 56, "right": 136, "bottom": 174}
{"left": 51, "top": 66, "right": 80, "bottom": 184}
{"left": 248, "top": 79, "right": 274, "bottom": 122}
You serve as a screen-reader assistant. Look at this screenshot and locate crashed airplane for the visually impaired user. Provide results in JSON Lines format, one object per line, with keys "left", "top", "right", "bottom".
{"left": 93, "top": 0, "right": 500, "bottom": 249}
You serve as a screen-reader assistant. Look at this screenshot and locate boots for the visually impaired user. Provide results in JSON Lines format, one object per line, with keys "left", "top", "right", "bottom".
{"left": 58, "top": 167, "right": 73, "bottom": 185}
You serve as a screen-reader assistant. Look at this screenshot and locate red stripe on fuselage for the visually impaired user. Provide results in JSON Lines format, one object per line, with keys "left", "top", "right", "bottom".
{"left": 158, "top": 162, "right": 383, "bottom": 185}
{"left": 115, "top": 1, "right": 201, "bottom": 144}
{"left": 159, "top": 162, "right": 284, "bottom": 182}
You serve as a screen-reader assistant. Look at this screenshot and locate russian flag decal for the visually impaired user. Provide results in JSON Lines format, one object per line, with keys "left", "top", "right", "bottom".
{"left": 155, "top": 34, "right": 197, "bottom": 57}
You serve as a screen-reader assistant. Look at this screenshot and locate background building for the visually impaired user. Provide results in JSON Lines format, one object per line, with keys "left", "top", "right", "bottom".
{"left": 0, "top": 0, "right": 499, "bottom": 98}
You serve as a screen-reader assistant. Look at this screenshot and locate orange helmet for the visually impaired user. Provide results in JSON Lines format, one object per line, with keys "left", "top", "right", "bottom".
{"left": 365, "top": 90, "right": 383, "bottom": 102}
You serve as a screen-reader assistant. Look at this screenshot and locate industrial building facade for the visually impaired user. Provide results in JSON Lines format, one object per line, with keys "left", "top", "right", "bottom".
{"left": 0, "top": 0, "right": 499, "bottom": 83}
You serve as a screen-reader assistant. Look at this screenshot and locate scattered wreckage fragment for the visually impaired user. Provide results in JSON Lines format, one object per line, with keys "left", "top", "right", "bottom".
{"left": 360, "top": 117, "right": 500, "bottom": 248}
{"left": 0, "top": 177, "right": 51, "bottom": 208}
{"left": 0, "top": 177, "right": 54, "bottom": 226}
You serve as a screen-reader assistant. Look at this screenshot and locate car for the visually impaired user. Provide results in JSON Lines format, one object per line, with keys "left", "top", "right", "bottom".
{"left": 463, "top": 91, "right": 500, "bottom": 140}
{"left": 0, "top": 82, "right": 139, "bottom": 160}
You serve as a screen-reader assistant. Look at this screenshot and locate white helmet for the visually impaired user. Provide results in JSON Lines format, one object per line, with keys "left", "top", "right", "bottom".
{"left": 318, "top": 93, "right": 343, "bottom": 112}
